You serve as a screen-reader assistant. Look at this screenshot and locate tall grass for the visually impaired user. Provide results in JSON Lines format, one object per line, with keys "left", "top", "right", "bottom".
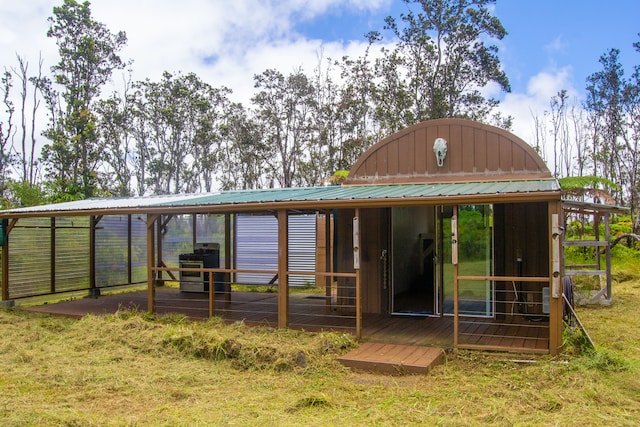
{"left": 1, "top": 260, "right": 640, "bottom": 425}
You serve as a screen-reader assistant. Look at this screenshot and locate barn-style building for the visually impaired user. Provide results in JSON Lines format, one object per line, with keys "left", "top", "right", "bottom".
{"left": 1, "top": 119, "right": 567, "bottom": 355}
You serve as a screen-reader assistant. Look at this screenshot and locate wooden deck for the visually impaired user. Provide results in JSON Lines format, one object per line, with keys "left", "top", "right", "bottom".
{"left": 23, "top": 287, "right": 549, "bottom": 354}
{"left": 337, "top": 342, "right": 445, "bottom": 374}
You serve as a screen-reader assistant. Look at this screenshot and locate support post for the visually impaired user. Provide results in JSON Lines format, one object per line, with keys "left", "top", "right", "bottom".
{"left": 354, "top": 209, "right": 362, "bottom": 340}
{"left": 50, "top": 217, "right": 56, "bottom": 294}
{"left": 604, "top": 212, "right": 612, "bottom": 300}
{"left": 1, "top": 221, "right": 9, "bottom": 301}
{"left": 548, "top": 202, "right": 564, "bottom": 355}
{"left": 225, "top": 213, "right": 232, "bottom": 303}
{"left": 277, "top": 209, "right": 289, "bottom": 328}
{"left": 146, "top": 214, "right": 158, "bottom": 314}
{"left": 324, "top": 210, "right": 332, "bottom": 308}
{"left": 192, "top": 213, "right": 197, "bottom": 248}
{"left": 127, "top": 215, "right": 132, "bottom": 285}
{"left": 88, "top": 216, "right": 99, "bottom": 297}
{"left": 156, "top": 215, "right": 163, "bottom": 285}
{"left": 452, "top": 206, "right": 459, "bottom": 351}
{"left": 209, "top": 270, "right": 215, "bottom": 318}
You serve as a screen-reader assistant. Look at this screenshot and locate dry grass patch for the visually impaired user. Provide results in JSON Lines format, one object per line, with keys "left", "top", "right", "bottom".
{"left": 1, "top": 276, "right": 640, "bottom": 426}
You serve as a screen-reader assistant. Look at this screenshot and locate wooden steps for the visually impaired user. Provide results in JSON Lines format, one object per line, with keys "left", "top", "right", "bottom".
{"left": 337, "top": 342, "right": 445, "bottom": 375}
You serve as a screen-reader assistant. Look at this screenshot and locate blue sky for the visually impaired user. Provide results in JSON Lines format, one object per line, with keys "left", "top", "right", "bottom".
{"left": 293, "top": 1, "right": 640, "bottom": 95}
{"left": 1, "top": 0, "right": 639, "bottom": 148}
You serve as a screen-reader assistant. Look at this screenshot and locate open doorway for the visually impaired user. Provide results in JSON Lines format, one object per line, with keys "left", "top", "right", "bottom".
{"left": 389, "top": 204, "right": 495, "bottom": 317}
{"left": 390, "top": 206, "right": 437, "bottom": 315}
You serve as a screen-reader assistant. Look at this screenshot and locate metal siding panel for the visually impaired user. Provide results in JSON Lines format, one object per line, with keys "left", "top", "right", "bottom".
{"left": 96, "top": 215, "right": 129, "bottom": 288}
{"left": 131, "top": 218, "right": 147, "bottom": 283}
{"left": 7, "top": 218, "right": 51, "bottom": 298}
{"left": 288, "top": 215, "right": 317, "bottom": 286}
{"left": 235, "top": 214, "right": 316, "bottom": 286}
{"left": 236, "top": 215, "right": 278, "bottom": 285}
{"left": 55, "top": 217, "right": 90, "bottom": 292}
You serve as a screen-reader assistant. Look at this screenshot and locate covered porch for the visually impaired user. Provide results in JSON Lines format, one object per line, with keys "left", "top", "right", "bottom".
{"left": 24, "top": 285, "right": 549, "bottom": 353}
{"left": 1, "top": 119, "right": 566, "bottom": 355}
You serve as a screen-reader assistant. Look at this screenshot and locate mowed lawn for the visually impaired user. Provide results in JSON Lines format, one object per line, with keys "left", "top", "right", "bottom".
{"left": 0, "top": 274, "right": 639, "bottom": 426}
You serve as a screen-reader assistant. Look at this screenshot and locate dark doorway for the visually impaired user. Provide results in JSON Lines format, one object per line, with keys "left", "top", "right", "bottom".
{"left": 390, "top": 206, "right": 437, "bottom": 315}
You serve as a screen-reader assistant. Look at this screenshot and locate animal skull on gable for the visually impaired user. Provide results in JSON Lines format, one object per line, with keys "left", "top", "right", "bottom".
{"left": 433, "top": 137, "right": 448, "bottom": 167}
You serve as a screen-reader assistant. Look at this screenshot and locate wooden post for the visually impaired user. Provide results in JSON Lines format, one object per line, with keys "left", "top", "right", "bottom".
{"left": 324, "top": 210, "right": 332, "bottom": 307}
{"left": 146, "top": 214, "right": 158, "bottom": 314}
{"left": 277, "top": 209, "right": 289, "bottom": 328}
{"left": 354, "top": 209, "right": 362, "bottom": 340}
{"left": 452, "top": 206, "right": 459, "bottom": 351}
{"left": 1, "top": 220, "right": 10, "bottom": 301}
{"left": 192, "top": 213, "right": 197, "bottom": 248}
{"left": 548, "top": 202, "right": 563, "bottom": 355}
{"left": 604, "top": 212, "right": 612, "bottom": 300}
{"left": 50, "top": 217, "right": 56, "bottom": 294}
{"left": 225, "top": 213, "right": 232, "bottom": 303}
{"left": 89, "top": 216, "right": 97, "bottom": 295}
{"left": 209, "top": 270, "right": 215, "bottom": 318}
{"left": 127, "top": 215, "right": 132, "bottom": 285}
{"left": 156, "top": 215, "right": 163, "bottom": 284}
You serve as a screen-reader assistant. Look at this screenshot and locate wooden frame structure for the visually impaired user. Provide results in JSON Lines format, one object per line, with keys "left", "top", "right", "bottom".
{"left": 562, "top": 200, "right": 628, "bottom": 304}
{"left": 1, "top": 119, "right": 574, "bottom": 354}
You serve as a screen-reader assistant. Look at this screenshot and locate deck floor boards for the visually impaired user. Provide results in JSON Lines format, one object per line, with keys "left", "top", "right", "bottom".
{"left": 23, "top": 287, "right": 549, "bottom": 353}
{"left": 337, "top": 343, "right": 445, "bottom": 375}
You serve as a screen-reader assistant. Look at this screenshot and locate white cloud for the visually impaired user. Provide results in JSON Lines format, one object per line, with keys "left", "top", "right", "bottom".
{"left": 544, "top": 35, "right": 567, "bottom": 56}
{"left": 0, "top": 0, "right": 584, "bottom": 179}
{"left": 499, "top": 66, "right": 578, "bottom": 141}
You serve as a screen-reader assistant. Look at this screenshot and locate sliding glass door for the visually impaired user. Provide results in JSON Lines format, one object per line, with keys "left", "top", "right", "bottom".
{"left": 442, "top": 204, "right": 494, "bottom": 317}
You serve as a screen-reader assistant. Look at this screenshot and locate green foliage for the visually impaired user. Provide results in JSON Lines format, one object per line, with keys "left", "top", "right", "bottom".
{"left": 1, "top": 180, "right": 47, "bottom": 208}
{"left": 42, "top": 0, "right": 128, "bottom": 200}
{"left": 570, "top": 346, "right": 634, "bottom": 373}
{"left": 369, "top": 0, "right": 510, "bottom": 133}
{"left": 559, "top": 175, "right": 620, "bottom": 192}
{"left": 458, "top": 206, "right": 491, "bottom": 261}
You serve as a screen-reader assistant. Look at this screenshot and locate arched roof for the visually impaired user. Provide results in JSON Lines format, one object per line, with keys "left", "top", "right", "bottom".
{"left": 346, "top": 118, "right": 552, "bottom": 185}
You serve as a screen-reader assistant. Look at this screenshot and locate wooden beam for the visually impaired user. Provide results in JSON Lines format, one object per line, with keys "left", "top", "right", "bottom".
{"left": 548, "top": 201, "right": 563, "bottom": 355}
{"left": 277, "top": 209, "right": 289, "bottom": 328}
{"left": 209, "top": 269, "right": 215, "bottom": 318}
{"left": 604, "top": 212, "right": 612, "bottom": 300}
{"left": 324, "top": 210, "right": 332, "bottom": 308}
{"left": 452, "top": 205, "right": 459, "bottom": 352}
{"left": 89, "top": 215, "right": 96, "bottom": 292}
{"left": 147, "top": 214, "right": 159, "bottom": 314}
{"left": 192, "top": 213, "right": 197, "bottom": 248}
{"left": 50, "top": 217, "right": 56, "bottom": 294}
{"left": 225, "top": 213, "right": 232, "bottom": 303}
{"left": 127, "top": 215, "right": 132, "bottom": 285}
{"left": 1, "top": 220, "right": 11, "bottom": 301}
{"left": 355, "top": 208, "right": 362, "bottom": 340}
{"left": 156, "top": 215, "right": 163, "bottom": 283}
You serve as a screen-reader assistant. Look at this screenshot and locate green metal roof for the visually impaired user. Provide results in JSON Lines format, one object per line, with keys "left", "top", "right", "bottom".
{"left": 0, "top": 180, "right": 560, "bottom": 217}
{"left": 158, "top": 180, "right": 560, "bottom": 207}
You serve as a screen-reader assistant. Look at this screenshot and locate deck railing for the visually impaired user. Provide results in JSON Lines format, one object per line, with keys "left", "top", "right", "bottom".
{"left": 152, "top": 266, "right": 359, "bottom": 334}
{"left": 455, "top": 275, "right": 551, "bottom": 353}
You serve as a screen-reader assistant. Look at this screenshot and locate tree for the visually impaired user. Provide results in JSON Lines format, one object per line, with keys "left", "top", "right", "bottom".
{"left": 622, "top": 36, "right": 640, "bottom": 232}
{"left": 585, "top": 49, "right": 625, "bottom": 202}
{"left": 131, "top": 72, "right": 230, "bottom": 195}
{"left": 251, "top": 68, "right": 316, "bottom": 188}
{"left": 95, "top": 75, "right": 134, "bottom": 196}
{"left": 548, "top": 90, "right": 569, "bottom": 178}
{"left": 11, "top": 54, "right": 46, "bottom": 186}
{"left": 0, "top": 69, "right": 15, "bottom": 200}
{"left": 42, "top": 0, "right": 127, "bottom": 200}
{"left": 218, "top": 102, "right": 268, "bottom": 190}
{"left": 367, "top": 0, "right": 510, "bottom": 133}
